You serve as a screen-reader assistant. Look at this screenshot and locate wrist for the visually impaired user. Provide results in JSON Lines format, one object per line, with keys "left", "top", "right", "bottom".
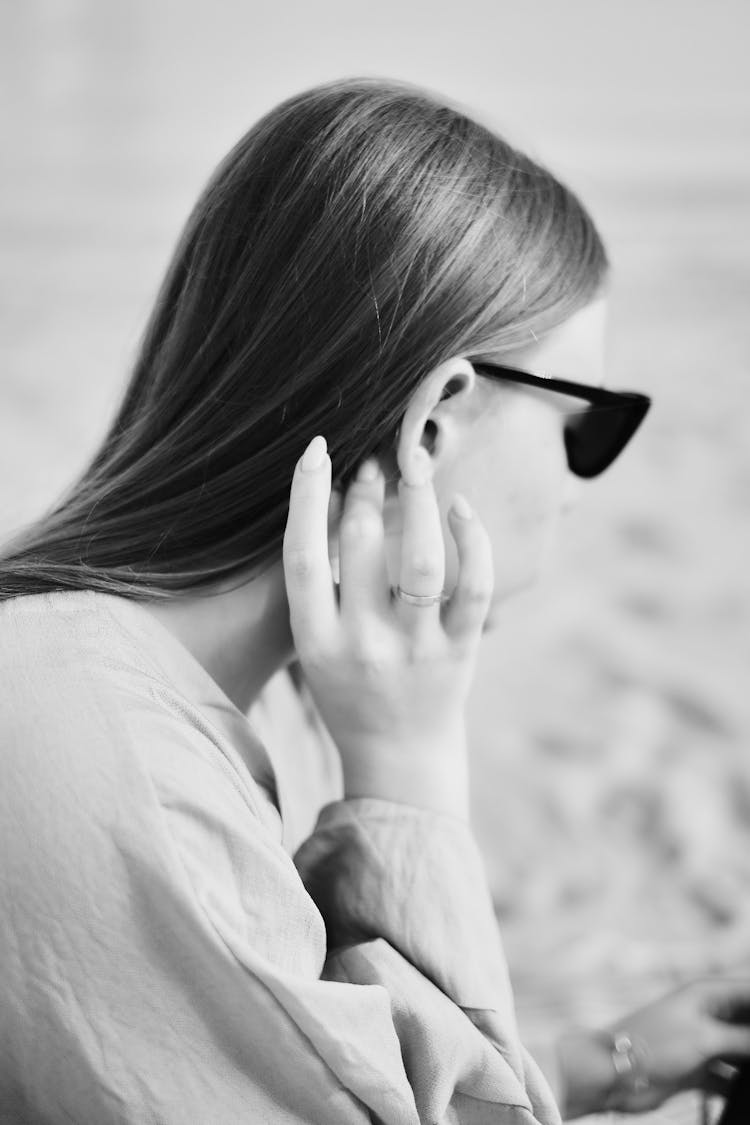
{"left": 556, "top": 1027, "right": 620, "bottom": 1118}
{"left": 557, "top": 1026, "right": 651, "bottom": 1117}
{"left": 339, "top": 727, "right": 470, "bottom": 820}
{"left": 602, "top": 1029, "right": 651, "bottom": 1112}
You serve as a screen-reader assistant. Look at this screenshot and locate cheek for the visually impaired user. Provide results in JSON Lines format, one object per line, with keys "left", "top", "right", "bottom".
{"left": 442, "top": 414, "right": 567, "bottom": 600}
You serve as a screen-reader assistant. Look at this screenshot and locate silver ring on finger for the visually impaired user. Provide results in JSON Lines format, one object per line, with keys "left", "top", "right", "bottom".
{"left": 393, "top": 585, "right": 449, "bottom": 607}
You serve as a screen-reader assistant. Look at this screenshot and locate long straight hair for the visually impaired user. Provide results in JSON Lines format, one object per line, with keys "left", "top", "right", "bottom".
{"left": 0, "top": 78, "right": 608, "bottom": 601}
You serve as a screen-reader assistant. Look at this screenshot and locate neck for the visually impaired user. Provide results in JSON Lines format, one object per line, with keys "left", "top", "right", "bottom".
{"left": 139, "top": 560, "right": 295, "bottom": 713}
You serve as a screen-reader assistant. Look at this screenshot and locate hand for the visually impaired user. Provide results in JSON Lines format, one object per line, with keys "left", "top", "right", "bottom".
{"left": 282, "top": 435, "right": 494, "bottom": 819}
{"left": 558, "top": 977, "right": 750, "bottom": 1117}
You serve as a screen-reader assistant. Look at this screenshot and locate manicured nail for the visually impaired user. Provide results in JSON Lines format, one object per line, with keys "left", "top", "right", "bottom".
{"left": 450, "top": 493, "right": 472, "bottom": 520}
{"left": 301, "top": 435, "right": 327, "bottom": 472}
{"left": 357, "top": 459, "right": 379, "bottom": 483}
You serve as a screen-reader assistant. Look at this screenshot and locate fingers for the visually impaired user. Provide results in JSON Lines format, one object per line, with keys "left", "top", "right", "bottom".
{"left": 283, "top": 436, "right": 338, "bottom": 650}
{"left": 285, "top": 439, "right": 493, "bottom": 652}
{"left": 701, "top": 978, "right": 750, "bottom": 1023}
{"left": 442, "top": 494, "right": 494, "bottom": 642}
{"left": 327, "top": 486, "right": 343, "bottom": 579}
{"left": 713, "top": 1023, "right": 750, "bottom": 1060}
{"left": 396, "top": 449, "right": 445, "bottom": 627}
{"left": 338, "top": 460, "right": 390, "bottom": 623}
{"left": 696, "top": 977, "right": 750, "bottom": 1070}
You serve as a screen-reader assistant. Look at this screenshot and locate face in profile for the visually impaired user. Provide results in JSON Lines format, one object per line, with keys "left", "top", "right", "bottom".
{"left": 380, "top": 298, "right": 609, "bottom": 616}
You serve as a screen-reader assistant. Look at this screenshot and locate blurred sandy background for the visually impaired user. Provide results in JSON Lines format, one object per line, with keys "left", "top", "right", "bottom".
{"left": 1, "top": 2, "right": 749, "bottom": 1119}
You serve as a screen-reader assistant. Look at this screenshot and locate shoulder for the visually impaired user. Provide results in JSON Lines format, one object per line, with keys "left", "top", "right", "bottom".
{"left": 0, "top": 589, "right": 166, "bottom": 708}
{"left": 0, "top": 590, "right": 280, "bottom": 833}
{"left": 0, "top": 590, "right": 172, "bottom": 759}
{"left": 0, "top": 590, "right": 138, "bottom": 748}
{"left": 0, "top": 591, "right": 310, "bottom": 957}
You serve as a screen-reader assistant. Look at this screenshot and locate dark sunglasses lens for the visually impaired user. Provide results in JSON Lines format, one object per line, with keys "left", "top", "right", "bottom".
{"left": 565, "top": 401, "right": 649, "bottom": 479}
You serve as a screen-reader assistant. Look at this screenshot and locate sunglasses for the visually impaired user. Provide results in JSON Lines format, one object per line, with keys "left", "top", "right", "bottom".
{"left": 472, "top": 363, "right": 652, "bottom": 479}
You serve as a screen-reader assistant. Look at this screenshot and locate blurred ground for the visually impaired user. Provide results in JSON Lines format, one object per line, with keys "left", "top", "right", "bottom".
{"left": 1, "top": 2, "right": 749, "bottom": 1120}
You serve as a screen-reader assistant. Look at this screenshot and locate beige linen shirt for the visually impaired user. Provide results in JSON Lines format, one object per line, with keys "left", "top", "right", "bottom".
{"left": 0, "top": 590, "right": 560, "bottom": 1124}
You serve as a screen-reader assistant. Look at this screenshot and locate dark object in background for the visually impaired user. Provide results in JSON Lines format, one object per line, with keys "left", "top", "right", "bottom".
{"left": 717, "top": 1065, "right": 750, "bottom": 1124}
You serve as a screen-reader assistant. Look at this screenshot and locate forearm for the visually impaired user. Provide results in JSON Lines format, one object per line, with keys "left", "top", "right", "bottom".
{"left": 554, "top": 1028, "right": 620, "bottom": 1118}
{"left": 295, "top": 797, "right": 512, "bottom": 1007}
{"left": 554, "top": 1026, "right": 652, "bottom": 1118}
{"left": 295, "top": 797, "right": 561, "bottom": 1123}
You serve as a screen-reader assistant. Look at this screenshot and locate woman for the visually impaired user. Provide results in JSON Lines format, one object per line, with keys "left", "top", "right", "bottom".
{"left": 0, "top": 78, "right": 747, "bottom": 1123}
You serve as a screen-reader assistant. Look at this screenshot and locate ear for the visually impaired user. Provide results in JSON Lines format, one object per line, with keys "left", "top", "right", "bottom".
{"left": 396, "top": 357, "right": 476, "bottom": 486}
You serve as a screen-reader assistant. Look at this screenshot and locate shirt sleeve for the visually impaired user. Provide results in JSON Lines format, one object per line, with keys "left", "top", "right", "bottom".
{"left": 295, "top": 798, "right": 561, "bottom": 1124}
{"left": 149, "top": 746, "right": 561, "bottom": 1125}
{"left": 146, "top": 730, "right": 560, "bottom": 1124}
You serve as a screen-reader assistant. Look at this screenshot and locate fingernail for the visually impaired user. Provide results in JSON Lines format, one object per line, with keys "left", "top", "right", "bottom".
{"left": 357, "top": 459, "right": 379, "bottom": 483}
{"left": 451, "top": 493, "right": 472, "bottom": 520}
{"left": 301, "top": 435, "right": 327, "bottom": 472}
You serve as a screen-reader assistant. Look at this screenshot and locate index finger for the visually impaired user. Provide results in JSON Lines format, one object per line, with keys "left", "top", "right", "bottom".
{"left": 282, "top": 436, "right": 338, "bottom": 648}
